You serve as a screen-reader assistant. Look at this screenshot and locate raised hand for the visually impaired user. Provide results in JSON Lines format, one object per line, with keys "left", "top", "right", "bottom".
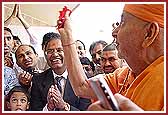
{"left": 87, "top": 93, "right": 143, "bottom": 111}
{"left": 47, "top": 85, "right": 56, "bottom": 110}
{"left": 114, "top": 93, "right": 143, "bottom": 111}
{"left": 87, "top": 101, "right": 108, "bottom": 111}
{"left": 57, "top": 10, "right": 74, "bottom": 46}
{"left": 57, "top": 6, "right": 72, "bottom": 29}
{"left": 47, "top": 85, "right": 67, "bottom": 110}
{"left": 18, "top": 71, "right": 33, "bottom": 86}
{"left": 4, "top": 55, "right": 14, "bottom": 68}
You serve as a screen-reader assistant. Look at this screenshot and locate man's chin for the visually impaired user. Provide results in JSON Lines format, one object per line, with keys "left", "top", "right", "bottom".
{"left": 25, "top": 65, "right": 33, "bottom": 70}
{"left": 104, "top": 70, "right": 113, "bottom": 74}
{"left": 52, "top": 64, "right": 63, "bottom": 69}
{"left": 15, "top": 109, "right": 22, "bottom": 111}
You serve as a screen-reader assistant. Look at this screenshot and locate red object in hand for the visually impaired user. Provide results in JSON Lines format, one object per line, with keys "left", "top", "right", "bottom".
{"left": 58, "top": 6, "right": 72, "bottom": 29}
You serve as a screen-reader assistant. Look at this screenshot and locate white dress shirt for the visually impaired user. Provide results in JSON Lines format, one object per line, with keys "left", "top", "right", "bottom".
{"left": 43, "top": 69, "right": 68, "bottom": 111}
{"left": 52, "top": 69, "right": 68, "bottom": 95}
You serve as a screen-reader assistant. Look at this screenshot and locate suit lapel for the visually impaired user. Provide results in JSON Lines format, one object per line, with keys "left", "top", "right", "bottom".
{"left": 41, "top": 69, "right": 54, "bottom": 98}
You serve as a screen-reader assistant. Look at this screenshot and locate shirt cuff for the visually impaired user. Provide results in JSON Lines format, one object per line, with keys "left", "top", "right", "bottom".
{"left": 43, "top": 104, "right": 49, "bottom": 111}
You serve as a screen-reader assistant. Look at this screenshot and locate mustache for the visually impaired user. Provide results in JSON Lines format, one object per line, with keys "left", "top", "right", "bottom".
{"left": 103, "top": 65, "right": 114, "bottom": 69}
{"left": 51, "top": 54, "right": 64, "bottom": 62}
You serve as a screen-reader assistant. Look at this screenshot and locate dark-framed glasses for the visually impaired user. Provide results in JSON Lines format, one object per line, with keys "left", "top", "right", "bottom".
{"left": 45, "top": 48, "right": 63, "bottom": 55}
{"left": 101, "top": 57, "right": 117, "bottom": 63}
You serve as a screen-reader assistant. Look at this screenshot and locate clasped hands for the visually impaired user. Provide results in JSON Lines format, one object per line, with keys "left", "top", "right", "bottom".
{"left": 47, "top": 85, "right": 67, "bottom": 111}
{"left": 18, "top": 71, "right": 33, "bottom": 86}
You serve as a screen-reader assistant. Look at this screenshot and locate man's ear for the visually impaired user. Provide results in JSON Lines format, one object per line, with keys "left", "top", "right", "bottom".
{"left": 142, "top": 22, "right": 160, "bottom": 48}
{"left": 27, "top": 102, "right": 30, "bottom": 110}
{"left": 36, "top": 53, "right": 38, "bottom": 57}
{"left": 6, "top": 101, "right": 11, "bottom": 110}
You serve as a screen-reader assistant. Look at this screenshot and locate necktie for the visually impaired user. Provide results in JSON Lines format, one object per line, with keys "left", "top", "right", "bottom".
{"left": 55, "top": 76, "right": 63, "bottom": 94}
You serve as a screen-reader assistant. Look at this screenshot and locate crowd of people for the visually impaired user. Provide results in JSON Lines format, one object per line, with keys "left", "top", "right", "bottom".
{"left": 3, "top": 4, "right": 164, "bottom": 112}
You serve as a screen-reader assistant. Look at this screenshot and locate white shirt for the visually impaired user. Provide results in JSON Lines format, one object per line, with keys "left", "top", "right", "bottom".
{"left": 52, "top": 69, "right": 68, "bottom": 95}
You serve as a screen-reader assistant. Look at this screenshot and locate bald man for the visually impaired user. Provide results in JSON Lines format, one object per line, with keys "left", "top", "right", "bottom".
{"left": 58, "top": 4, "right": 164, "bottom": 111}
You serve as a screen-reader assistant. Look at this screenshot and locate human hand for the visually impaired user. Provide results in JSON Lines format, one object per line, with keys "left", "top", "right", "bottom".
{"left": 88, "top": 93, "right": 143, "bottom": 111}
{"left": 47, "top": 85, "right": 66, "bottom": 110}
{"left": 47, "top": 88, "right": 55, "bottom": 111}
{"left": 114, "top": 93, "right": 143, "bottom": 111}
{"left": 87, "top": 101, "right": 109, "bottom": 111}
{"left": 57, "top": 11, "right": 74, "bottom": 45}
{"left": 18, "top": 71, "right": 32, "bottom": 86}
{"left": 4, "top": 56, "right": 14, "bottom": 68}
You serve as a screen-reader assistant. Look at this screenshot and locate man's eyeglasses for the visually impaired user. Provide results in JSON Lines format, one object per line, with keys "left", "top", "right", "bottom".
{"left": 45, "top": 48, "right": 63, "bottom": 55}
{"left": 101, "top": 57, "right": 117, "bottom": 63}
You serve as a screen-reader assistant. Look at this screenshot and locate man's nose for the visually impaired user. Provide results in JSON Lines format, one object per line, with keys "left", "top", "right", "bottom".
{"left": 4, "top": 38, "right": 7, "bottom": 45}
{"left": 52, "top": 51, "right": 60, "bottom": 57}
{"left": 95, "top": 53, "right": 101, "bottom": 60}
{"left": 16, "top": 100, "right": 22, "bottom": 106}
{"left": 105, "top": 59, "right": 111, "bottom": 66}
{"left": 24, "top": 55, "right": 29, "bottom": 60}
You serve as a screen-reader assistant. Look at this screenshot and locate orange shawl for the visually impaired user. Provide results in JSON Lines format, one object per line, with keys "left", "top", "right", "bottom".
{"left": 104, "top": 66, "right": 135, "bottom": 95}
{"left": 125, "top": 56, "right": 164, "bottom": 111}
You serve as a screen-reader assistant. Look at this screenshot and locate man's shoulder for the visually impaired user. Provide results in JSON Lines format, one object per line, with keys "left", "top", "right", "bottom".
{"left": 33, "top": 68, "right": 53, "bottom": 80}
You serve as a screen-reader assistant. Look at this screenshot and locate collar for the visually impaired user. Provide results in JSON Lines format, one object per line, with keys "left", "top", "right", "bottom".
{"left": 52, "top": 69, "right": 68, "bottom": 79}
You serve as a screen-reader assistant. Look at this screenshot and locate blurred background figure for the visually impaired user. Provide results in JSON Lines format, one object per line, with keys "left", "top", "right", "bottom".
{"left": 80, "top": 57, "right": 94, "bottom": 78}
{"left": 89, "top": 40, "right": 107, "bottom": 75}
{"left": 75, "top": 40, "right": 86, "bottom": 58}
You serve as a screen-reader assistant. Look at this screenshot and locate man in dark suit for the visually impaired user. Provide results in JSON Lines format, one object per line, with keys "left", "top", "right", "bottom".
{"left": 30, "top": 32, "right": 91, "bottom": 111}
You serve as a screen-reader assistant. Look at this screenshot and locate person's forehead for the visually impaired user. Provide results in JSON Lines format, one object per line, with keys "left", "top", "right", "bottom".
{"left": 76, "top": 41, "right": 83, "bottom": 46}
{"left": 103, "top": 50, "right": 118, "bottom": 56}
{"left": 4, "top": 30, "right": 12, "bottom": 36}
{"left": 46, "top": 39, "right": 62, "bottom": 48}
{"left": 122, "top": 11, "right": 138, "bottom": 22}
{"left": 11, "top": 92, "right": 27, "bottom": 98}
{"left": 17, "top": 46, "right": 33, "bottom": 54}
{"left": 93, "top": 43, "right": 104, "bottom": 52}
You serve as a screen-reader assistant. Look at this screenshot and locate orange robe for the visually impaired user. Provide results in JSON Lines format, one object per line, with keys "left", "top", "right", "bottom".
{"left": 104, "top": 66, "right": 135, "bottom": 94}
{"left": 125, "top": 56, "right": 164, "bottom": 111}
{"left": 90, "top": 66, "right": 135, "bottom": 103}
